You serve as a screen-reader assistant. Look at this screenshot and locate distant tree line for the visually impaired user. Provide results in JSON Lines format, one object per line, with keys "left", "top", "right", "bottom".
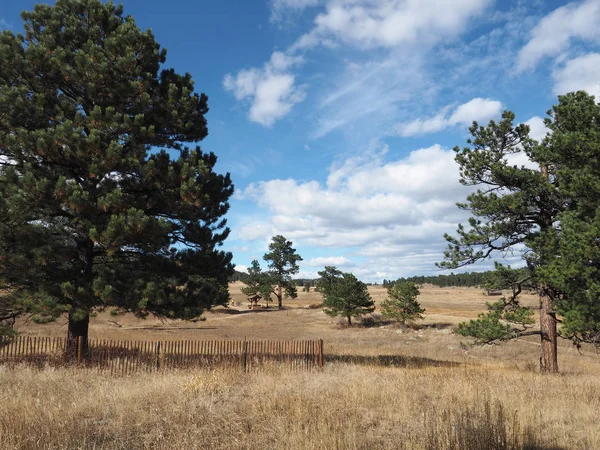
{"left": 384, "top": 270, "right": 508, "bottom": 288}
{"left": 234, "top": 268, "right": 533, "bottom": 290}
{"left": 229, "top": 271, "right": 250, "bottom": 283}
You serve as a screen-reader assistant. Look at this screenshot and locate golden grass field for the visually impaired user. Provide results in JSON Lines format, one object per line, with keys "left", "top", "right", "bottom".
{"left": 2, "top": 284, "right": 600, "bottom": 449}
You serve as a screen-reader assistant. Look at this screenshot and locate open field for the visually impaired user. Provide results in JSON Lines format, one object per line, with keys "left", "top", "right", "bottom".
{"left": 13, "top": 284, "right": 596, "bottom": 372}
{"left": 4, "top": 284, "right": 600, "bottom": 449}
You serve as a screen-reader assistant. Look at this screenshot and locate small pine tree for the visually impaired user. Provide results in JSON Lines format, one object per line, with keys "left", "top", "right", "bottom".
{"left": 263, "top": 235, "right": 303, "bottom": 309}
{"left": 240, "top": 260, "right": 273, "bottom": 306}
{"left": 321, "top": 271, "right": 374, "bottom": 326}
{"left": 380, "top": 282, "right": 425, "bottom": 324}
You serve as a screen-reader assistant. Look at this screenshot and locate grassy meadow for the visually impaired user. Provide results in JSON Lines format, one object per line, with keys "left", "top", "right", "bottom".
{"left": 2, "top": 283, "right": 600, "bottom": 449}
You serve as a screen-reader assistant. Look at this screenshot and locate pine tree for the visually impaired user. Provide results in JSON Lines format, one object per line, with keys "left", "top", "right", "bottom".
{"left": 240, "top": 260, "right": 273, "bottom": 306}
{"left": 438, "top": 109, "right": 562, "bottom": 372}
{"left": 0, "top": 0, "right": 234, "bottom": 355}
{"left": 316, "top": 266, "right": 343, "bottom": 295}
{"left": 263, "top": 235, "right": 302, "bottom": 309}
{"left": 380, "top": 281, "right": 425, "bottom": 325}
{"left": 536, "top": 92, "right": 600, "bottom": 349}
{"left": 320, "top": 270, "right": 374, "bottom": 326}
{"left": 440, "top": 92, "right": 600, "bottom": 372}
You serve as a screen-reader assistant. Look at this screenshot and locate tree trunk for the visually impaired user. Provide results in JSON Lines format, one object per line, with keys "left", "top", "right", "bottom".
{"left": 347, "top": 315, "right": 352, "bottom": 326}
{"left": 537, "top": 167, "right": 558, "bottom": 373}
{"left": 277, "top": 284, "right": 283, "bottom": 309}
{"left": 67, "top": 310, "right": 89, "bottom": 361}
{"left": 539, "top": 287, "right": 558, "bottom": 373}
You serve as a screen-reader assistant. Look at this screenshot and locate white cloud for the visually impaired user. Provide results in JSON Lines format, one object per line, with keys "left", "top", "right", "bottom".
{"left": 395, "top": 98, "right": 503, "bottom": 137}
{"left": 524, "top": 116, "right": 549, "bottom": 142}
{"left": 228, "top": 0, "right": 491, "bottom": 128}
{"left": 517, "top": 0, "right": 600, "bottom": 72}
{"left": 237, "top": 144, "right": 470, "bottom": 270}
{"left": 235, "top": 264, "right": 249, "bottom": 273}
{"left": 294, "top": 0, "right": 491, "bottom": 50}
{"left": 223, "top": 51, "right": 306, "bottom": 127}
{"left": 234, "top": 139, "right": 540, "bottom": 281}
{"left": 270, "top": 0, "right": 321, "bottom": 23}
{"left": 552, "top": 53, "right": 600, "bottom": 99}
{"left": 305, "top": 256, "right": 352, "bottom": 267}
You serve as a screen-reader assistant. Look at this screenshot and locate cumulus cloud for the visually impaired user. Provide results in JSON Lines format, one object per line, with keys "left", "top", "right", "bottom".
{"left": 223, "top": 51, "right": 306, "bottom": 126}
{"left": 233, "top": 139, "right": 541, "bottom": 280}
{"left": 517, "top": 0, "right": 600, "bottom": 72}
{"left": 235, "top": 144, "right": 473, "bottom": 280}
{"left": 524, "top": 116, "right": 550, "bottom": 142}
{"left": 240, "top": 144, "right": 467, "bottom": 229}
{"left": 305, "top": 256, "right": 352, "bottom": 267}
{"left": 395, "top": 98, "right": 503, "bottom": 137}
{"left": 295, "top": 0, "right": 492, "bottom": 50}
{"left": 552, "top": 53, "right": 600, "bottom": 99}
{"left": 234, "top": 264, "right": 249, "bottom": 273}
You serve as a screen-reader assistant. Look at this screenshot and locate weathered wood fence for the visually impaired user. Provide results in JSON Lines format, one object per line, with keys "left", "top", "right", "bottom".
{"left": 0, "top": 336, "right": 324, "bottom": 374}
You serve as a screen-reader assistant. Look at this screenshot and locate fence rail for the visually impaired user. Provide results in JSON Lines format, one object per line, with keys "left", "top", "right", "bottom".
{"left": 0, "top": 336, "right": 324, "bottom": 374}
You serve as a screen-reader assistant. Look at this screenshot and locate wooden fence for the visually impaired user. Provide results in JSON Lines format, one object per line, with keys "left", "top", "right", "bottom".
{"left": 0, "top": 336, "right": 324, "bottom": 374}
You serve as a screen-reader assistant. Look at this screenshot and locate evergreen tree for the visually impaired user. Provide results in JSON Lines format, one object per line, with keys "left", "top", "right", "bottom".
{"left": 321, "top": 270, "right": 374, "bottom": 326}
{"left": 240, "top": 260, "right": 272, "bottom": 306}
{"left": 440, "top": 92, "right": 600, "bottom": 372}
{"left": 0, "top": 0, "right": 234, "bottom": 353}
{"left": 316, "top": 266, "right": 343, "bottom": 296}
{"left": 380, "top": 282, "right": 425, "bottom": 325}
{"left": 535, "top": 92, "right": 600, "bottom": 348}
{"left": 438, "top": 108, "right": 562, "bottom": 372}
{"left": 263, "top": 235, "right": 302, "bottom": 309}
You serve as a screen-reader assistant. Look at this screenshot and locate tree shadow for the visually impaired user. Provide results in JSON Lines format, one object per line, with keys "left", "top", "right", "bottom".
{"left": 122, "top": 326, "right": 218, "bottom": 330}
{"left": 326, "top": 353, "right": 461, "bottom": 368}
{"left": 209, "top": 308, "right": 281, "bottom": 315}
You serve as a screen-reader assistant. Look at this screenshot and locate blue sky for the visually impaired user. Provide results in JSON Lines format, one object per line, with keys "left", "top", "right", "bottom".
{"left": 2, "top": 0, "right": 600, "bottom": 282}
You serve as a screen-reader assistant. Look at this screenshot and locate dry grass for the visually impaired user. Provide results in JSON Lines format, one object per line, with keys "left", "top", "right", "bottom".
{"left": 4, "top": 284, "right": 600, "bottom": 449}
{"left": 0, "top": 363, "right": 598, "bottom": 449}
{"left": 13, "top": 284, "right": 599, "bottom": 373}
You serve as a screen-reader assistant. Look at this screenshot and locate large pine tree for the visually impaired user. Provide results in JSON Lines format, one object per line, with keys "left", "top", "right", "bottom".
{"left": 0, "top": 0, "right": 234, "bottom": 352}
{"left": 439, "top": 110, "right": 562, "bottom": 372}
{"left": 441, "top": 92, "right": 600, "bottom": 372}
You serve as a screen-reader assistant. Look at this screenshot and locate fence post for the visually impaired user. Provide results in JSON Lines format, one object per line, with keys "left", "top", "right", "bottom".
{"left": 77, "top": 336, "right": 83, "bottom": 364}
{"left": 155, "top": 342, "right": 161, "bottom": 371}
{"left": 242, "top": 338, "right": 248, "bottom": 374}
{"left": 318, "top": 339, "right": 324, "bottom": 369}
